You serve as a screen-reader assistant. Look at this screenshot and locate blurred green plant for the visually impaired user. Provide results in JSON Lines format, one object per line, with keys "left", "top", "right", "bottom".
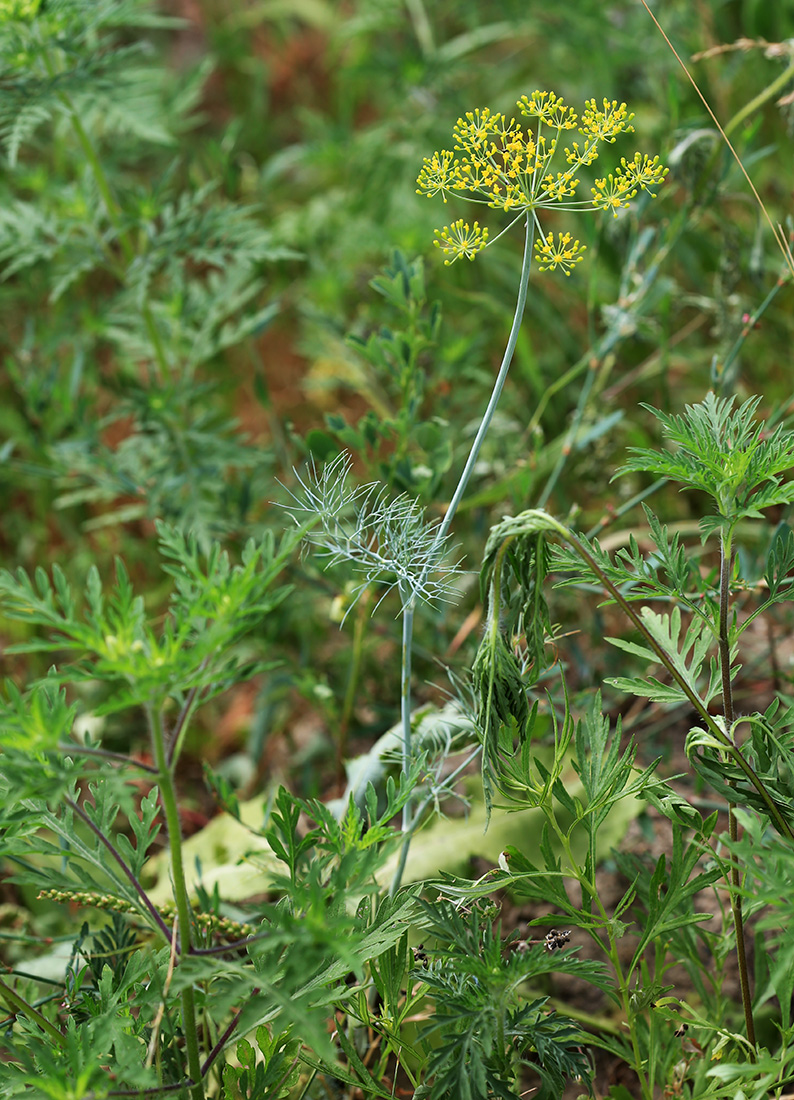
{"left": 0, "top": 0, "right": 296, "bottom": 543}
{"left": 305, "top": 250, "right": 450, "bottom": 499}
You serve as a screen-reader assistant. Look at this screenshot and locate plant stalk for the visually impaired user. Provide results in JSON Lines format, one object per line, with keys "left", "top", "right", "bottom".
{"left": 719, "top": 532, "right": 756, "bottom": 1050}
{"left": 149, "top": 705, "right": 205, "bottom": 1100}
{"left": 433, "top": 217, "right": 535, "bottom": 554}
{"left": 337, "top": 588, "right": 370, "bottom": 783}
{"left": 390, "top": 592, "right": 415, "bottom": 897}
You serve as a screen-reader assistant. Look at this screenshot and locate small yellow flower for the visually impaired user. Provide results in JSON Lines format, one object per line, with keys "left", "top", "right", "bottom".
{"left": 618, "top": 152, "right": 668, "bottom": 196}
{"left": 534, "top": 231, "right": 586, "bottom": 275}
{"left": 580, "top": 98, "right": 635, "bottom": 142}
{"left": 540, "top": 170, "right": 579, "bottom": 202}
{"left": 591, "top": 172, "right": 637, "bottom": 217}
{"left": 416, "top": 150, "right": 465, "bottom": 203}
{"left": 564, "top": 138, "right": 599, "bottom": 168}
{"left": 434, "top": 219, "right": 489, "bottom": 264}
{"left": 453, "top": 107, "right": 503, "bottom": 154}
{"left": 518, "top": 91, "right": 578, "bottom": 130}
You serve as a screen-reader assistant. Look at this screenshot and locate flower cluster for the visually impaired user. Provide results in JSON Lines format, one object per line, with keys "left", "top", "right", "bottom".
{"left": 534, "top": 231, "right": 586, "bottom": 277}
{"left": 417, "top": 90, "right": 667, "bottom": 269}
{"left": 435, "top": 219, "right": 489, "bottom": 262}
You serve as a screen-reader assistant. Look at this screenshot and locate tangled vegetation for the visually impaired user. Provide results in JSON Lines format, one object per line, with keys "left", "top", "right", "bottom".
{"left": 2, "top": 2, "right": 794, "bottom": 1098}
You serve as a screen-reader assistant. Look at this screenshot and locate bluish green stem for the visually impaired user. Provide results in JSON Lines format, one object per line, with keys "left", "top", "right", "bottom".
{"left": 337, "top": 589, "right": 371, "bottom": 781}
{"left": 389, "top": 218, "right": 535, "bottom": 896}
{"left": 400, "top": 592, "right": 414, "bottom": 834}
{"left": 433, "top": 217, "right": 535, "bottom": 552}
{"left": 390, "top": 593, "right": 415, "bottom": 897}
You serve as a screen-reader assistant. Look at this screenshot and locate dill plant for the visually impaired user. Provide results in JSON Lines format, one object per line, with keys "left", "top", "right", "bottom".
{"left": 287, "top": 90, "right": 667, "bottom": 900}
{"left": 264, "top": 87, "right": 669, "bottom": 1099}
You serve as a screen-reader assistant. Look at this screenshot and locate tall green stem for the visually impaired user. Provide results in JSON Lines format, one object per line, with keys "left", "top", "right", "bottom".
{"left": 389, "top": 218, "right": 535, "bottom": 896}
{"left": 149, "top": 705, "right": 205, "bottom": 1100}
{"left": 337, "top": 590, "right": 370, "bottom": 782}
{"left": 718, "top": 532, "right": 756, "bottom": 1050}
{"left": 433, "top": 217, "right": 535, "bottom": 554}
{"left": 724, "top": 59, "right": 794, "bottom": 139}
{"left": 389, "top": 592, "right": 415, "bottom": 897}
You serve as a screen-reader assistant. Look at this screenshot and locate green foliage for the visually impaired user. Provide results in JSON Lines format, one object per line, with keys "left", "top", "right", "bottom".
{"left": 619, "top": 393, "right": 794, "bottom": 539}
{"left": 0, "top": 523, "right": 300, "bottom": 726}
{"left": 321, "top": 250, "right": 450, "bottom": 498}
{"left": 413, "top": 898, "right": 602, "bottom": 1100}
{"left": 686, "top": 699, "right": 794, "bottom": 826}
{"left": 461, "top": 389, "right": 794, "bottom": 1097}
{"left": 0, "top": 677, "right": 78, "bottom": 752}
{"left": 473, "top": 510, "right": 556, "bottom": 816}
{"left": 221, "top": 1026, "right": 301, "bottom": 1100}
{"left": 3, "top": 2, "right": 794, "bottom": 1099}
{"left": 608, "top": 604, "right": 723, "bottom": 706}
{"left": 0, "top": 0, "right": 294, "bottom": 542}
{"left": 0, "top": 1, "right": 181, "bottom": 166}
{"left": 552, "top": 506, "right": 718, "bottom": 619}
{"left": 281, "top": 451, "right": 462, "bottom": 613}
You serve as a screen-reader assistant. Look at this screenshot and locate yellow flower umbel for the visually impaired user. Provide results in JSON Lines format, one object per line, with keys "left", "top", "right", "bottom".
{"left": 417, "top": 90, "right": 667, "bottom": 269}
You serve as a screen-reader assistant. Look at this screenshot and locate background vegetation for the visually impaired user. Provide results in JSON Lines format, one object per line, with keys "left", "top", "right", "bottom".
{"left": 2, "top": 1, "right": 794, "bottom": 1097}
